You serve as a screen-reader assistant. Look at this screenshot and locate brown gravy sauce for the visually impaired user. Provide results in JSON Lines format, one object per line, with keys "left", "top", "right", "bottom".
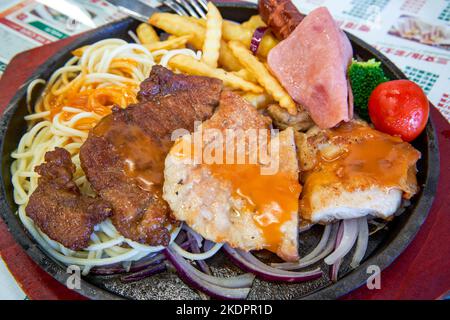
{"left": 300, "top": 122, "right": 420, "bottom": 220}
{"left": 174, "top": 132, "right": 301, "bottom": 253}
{"left": 93, "top": 115, "right": 171, "bottom": 193}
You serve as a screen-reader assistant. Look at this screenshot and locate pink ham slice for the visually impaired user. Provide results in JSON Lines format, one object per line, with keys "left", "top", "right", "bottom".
{"left": 267, "top": 7, "right": 354, "bottom": 129}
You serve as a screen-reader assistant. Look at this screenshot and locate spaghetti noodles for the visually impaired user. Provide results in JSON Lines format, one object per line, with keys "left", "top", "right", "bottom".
{"left": 11, "top": 38, "right": 201, "bottom": 273}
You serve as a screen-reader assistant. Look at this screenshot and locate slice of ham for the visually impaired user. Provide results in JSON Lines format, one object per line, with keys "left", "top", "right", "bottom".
{"left": 267, "top": 7, "right": 354, "bottom": 129}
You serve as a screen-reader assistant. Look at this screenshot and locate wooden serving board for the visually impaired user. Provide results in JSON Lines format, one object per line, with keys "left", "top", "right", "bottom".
{"left": 0, "top": 36, "right": 449, "bottom": 300}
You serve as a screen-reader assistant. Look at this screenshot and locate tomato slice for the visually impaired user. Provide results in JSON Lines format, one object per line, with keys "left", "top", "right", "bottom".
{"left": 368, "top": 79, "right": 429, "bottom": 142}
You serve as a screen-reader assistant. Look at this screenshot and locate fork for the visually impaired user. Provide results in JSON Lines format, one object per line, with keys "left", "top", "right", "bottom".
{"left": 107, "top": 0, "right": 208, "bottom": 22}
{"left": 161, "top": 0, "right": 208, "bottom": 18}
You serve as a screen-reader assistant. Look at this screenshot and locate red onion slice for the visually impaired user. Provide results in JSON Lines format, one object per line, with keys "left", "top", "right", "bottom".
{"left": 90, "top": 253, "right": 165, "bottom": 275}
{"left": 324, "top": 218, "right": 359, "bottom": 265}
{"left": 350, "top": 217, "right": 369, "bottom": 268}
{"left": 224, "top": 245, "right": 322, "bottom": 282}
{"left": 272, "top": 223, "right": 339, "bottom": 270}
{"left": 164, "top": 248, "right": 254, "bottom": 300}
{"left": 299, "top": 224, "right": 332, "bottom": 262}
{"left": 330, "top": 221, "right": 345, "bottom": 282}
{"left": 182, "top": 224, "right": 204, "bottom": 248}
{"left": 330, "top": 259, "right": 343, "bottom": 282}
{"left": 250, "top": 27, "right": 268, "bottom": 55}
{"left": 186, "top": 232, "right": 211, "bottom": 275}
{"left": 121, "top": 262, "right": 167, "bottom": 282}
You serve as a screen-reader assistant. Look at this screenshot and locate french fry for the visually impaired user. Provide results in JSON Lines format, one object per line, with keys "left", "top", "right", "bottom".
{"left": 202, "top": 2, "right": 222, "bottom": 68}
{"left": 153, "top": 13, "right": 277, "bottom": 59}
{"left": 169, "top": 55, "right": 263, "bottom": 93}
{"left": 136, "top": 23, "right": 159, "bottom": 44}
{"left": 222, "top": 20, "right": 253, "bottom": 45}
{"left": 241, "top": 15, "right": 266, "bottom": 30}
{"left": 184, "top": 15, "right": 266, "bottom": 35}
{"left": 149, "top": 13, "right": 242, "bottom": 71}
{"left": 143, "top": 35, "right": 191, "bottom": 52}
{"left": 232, "top": 69, "right": 258, "bottom": 83}
{"left": 220, "top": 20, "right": 278, "bottom": 58}
{"left": 242, "top": 92, "right": 274, "bottom": 109}
{"left": 179, "top": 17, "right": 242, "bottom": 71}
{"left": 184, "top": 16, "right": 206, "bottom": 27}
{"left": 258, "top": 32, "right": 279, "bottom": 58}
{"left": 179, "top": 16, "right": 242, "bottom": 70}
{"left": 218, "top": 40, "right": 243, "bottom": 71}
{"left": 228, "top": 40, "right": 297, "bottom": 114}
{"left": 149, "top": 13, "right": 205, "bottom": 48}
{"left": 184, "top": 17, "right": 259, "bottom": 46}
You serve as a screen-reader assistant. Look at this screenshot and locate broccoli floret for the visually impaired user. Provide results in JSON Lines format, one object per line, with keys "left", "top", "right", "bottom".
{"left": 348, "top": 59, "right": 389, "bottom": 121}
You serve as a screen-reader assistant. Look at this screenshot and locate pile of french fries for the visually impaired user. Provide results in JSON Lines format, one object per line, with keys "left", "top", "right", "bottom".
{"left": 136, "top": 3, "right": 297, "bottom": 115}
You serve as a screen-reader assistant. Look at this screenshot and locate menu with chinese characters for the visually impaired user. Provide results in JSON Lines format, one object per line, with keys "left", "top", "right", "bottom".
{"left": 0, "top": 0, "right": 125, "bottom": 73}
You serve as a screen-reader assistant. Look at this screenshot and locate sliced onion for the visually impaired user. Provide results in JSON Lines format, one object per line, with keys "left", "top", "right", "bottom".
{"left": 329, "top": 221, "right": 345, "bottom": 282}
{"left": 350, "top": 217, "right": 369, "bottom": 268}
{"left": 170, "top": 241, "right": 223, "bottom": 260}
{"left": 121, "top": 262, "right": 166, "bottom": 282}
{"left": 90, "top": 253, "right": 165, "bottom": 275}
{"left": 183, "top": 224, "right": 203, "bottom": 248}
{"left": 224, "top": 245, "right": 322, "bottom": 282}
{"left": 179, "top": 239, "right": 195, "bottom": 250}
{"left": 122, "top": 260, "right": 132, "bottom": 273}
{"left": 175, "top": 230, "right": 188, "bottom": 244}
{"left": 330, "top": 259, "right": 342, "bottom": 282}
{"left": 250, "top": 27, "right": 268, "bottom": 55}
{"left": 324, "top": 218, "right": 359, "bottom": 265}
{"left": 90, "top": 263, "right": 130, "bottom": 275}
{"left": 300, "top": 224, "right": 332, "bottom": 262}
{"left": 203, "top": 240, "right": 216, "bottom": 252}
{"left": 164, "top": 248, "right": 254, "bottom": 300}
{"left": 186, "top": 231, "right": 211, "bottom": 275}
{"left": 272, "top": 223, "right": 338, "bottom": 270}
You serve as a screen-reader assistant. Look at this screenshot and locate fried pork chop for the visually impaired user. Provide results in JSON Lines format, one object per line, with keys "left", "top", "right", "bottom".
{"left": 295, "top": 120, "right": 421, "bottom": 223}
{"left": 163, "top": 91, "right": 301, "bottom": 261}
{"left": 26, "top": 148, "right": 112, "bottom": 250}
{"left": 80, "top": 66, "right": 222, "bottom": 246}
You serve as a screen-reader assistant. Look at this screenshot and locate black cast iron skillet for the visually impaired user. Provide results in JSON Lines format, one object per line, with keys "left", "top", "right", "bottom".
{"left": 0, "top": 2, "right": 439, "bottom": 300}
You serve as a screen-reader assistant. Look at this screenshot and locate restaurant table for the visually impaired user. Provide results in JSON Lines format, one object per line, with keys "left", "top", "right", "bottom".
{"left": 0, "top": 0, "right": 449, "bottom": 300}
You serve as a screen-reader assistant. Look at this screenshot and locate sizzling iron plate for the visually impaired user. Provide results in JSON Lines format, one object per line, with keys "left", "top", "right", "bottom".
{"left": 0, "top": 2, "right": 439, "bottom": 300}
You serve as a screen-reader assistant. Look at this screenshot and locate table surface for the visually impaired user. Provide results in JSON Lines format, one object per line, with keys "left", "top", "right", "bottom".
{"left": 0, "top": 0, "right": 449, "bottom": 300}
